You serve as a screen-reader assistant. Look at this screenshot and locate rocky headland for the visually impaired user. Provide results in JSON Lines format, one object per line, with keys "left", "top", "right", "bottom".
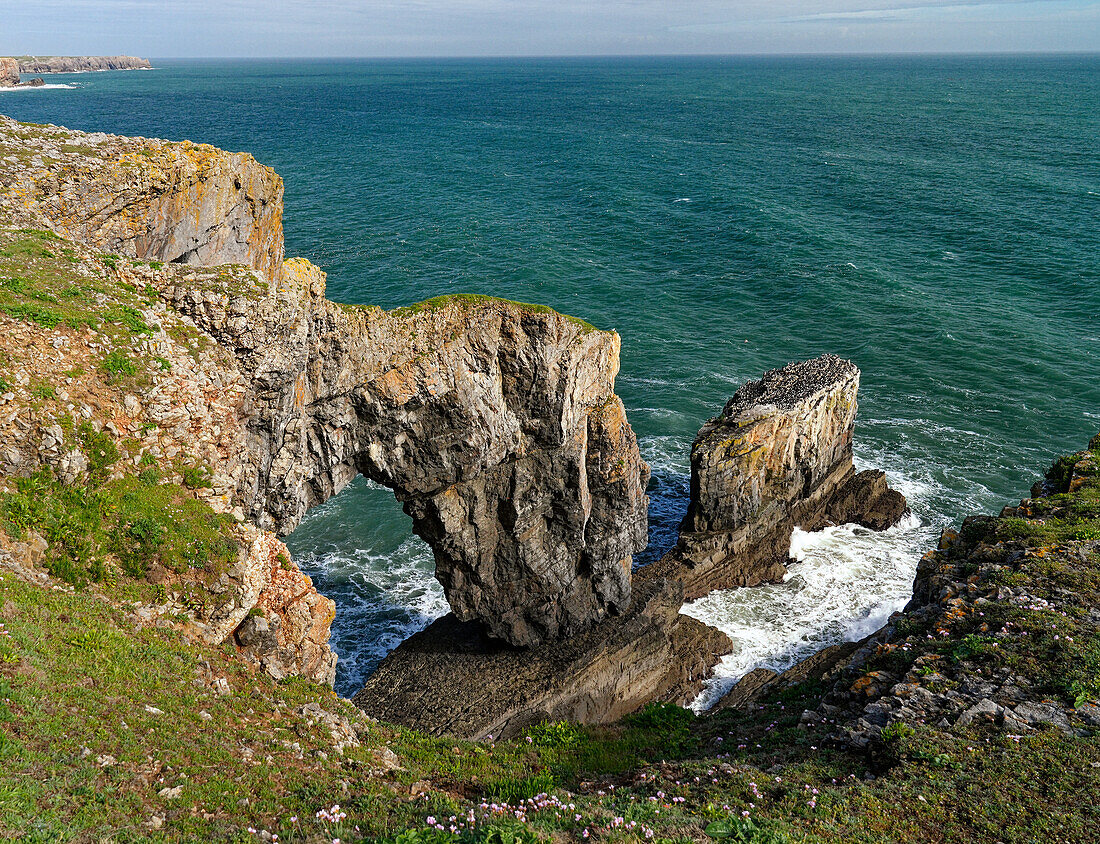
{"left": 0, "top": 111, "right": 907, "bottom": 737}
{"left": 355, "top": 355, "right": 906, "bottom": 738}
{"left": 0, "top": 110, "right": 1097, "bottom": 843}
{"left": 15, "top": 55, "right": 152, "bottom": 75}
{"left": 0, "top": 56, "right": 150, "bottom": 88}
{"left": 0, "top": 113, "right": 647, "bottom": 680}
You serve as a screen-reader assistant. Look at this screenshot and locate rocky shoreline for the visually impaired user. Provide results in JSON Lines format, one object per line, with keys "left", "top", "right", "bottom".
{"left": 0, "top": 56, "right": 150, "bottom": 89}
{"left": 0, "top": 112, "right": 915, "bottom": 735}
{"left": 355, "top": 354, "right": 907, "bottom": 737}
{"left": 0, "top": 110, "right": 1097, "bottom": 842}
{"left": 15, "top": 55, "right": 151, "bottom": 75}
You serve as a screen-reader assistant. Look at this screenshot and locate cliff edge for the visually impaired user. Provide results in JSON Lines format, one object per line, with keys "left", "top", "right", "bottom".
{"left": 0, "top": 112, "right": 647, "bottom": 683}
{"left": 16, "top": 56, "right": 152, "bottom": 74}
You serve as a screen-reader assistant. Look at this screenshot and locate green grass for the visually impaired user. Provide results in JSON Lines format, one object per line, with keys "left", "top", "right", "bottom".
{"left": 0, "top": 217, "right": 1098, "bottom": 841}
{"left": 1, "top": 464, "right": 239, "bottom": 588}
{"left": 0, "top": 229, "right": 155, "bottom": 338}
{"left": 388, "top": 294, "right": 598, "bottom": 333}
{"left": 0, "top": 456, "right": 1097, "bottom": 843}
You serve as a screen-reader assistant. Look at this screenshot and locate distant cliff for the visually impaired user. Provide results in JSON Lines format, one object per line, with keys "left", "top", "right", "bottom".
{"left": 16, "top": 55, "right": 151, "bottom": 74}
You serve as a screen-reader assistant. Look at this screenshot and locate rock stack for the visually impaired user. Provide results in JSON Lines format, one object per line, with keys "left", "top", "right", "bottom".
{"left": 646, "top": 355, "right": 906, "bottom": 599}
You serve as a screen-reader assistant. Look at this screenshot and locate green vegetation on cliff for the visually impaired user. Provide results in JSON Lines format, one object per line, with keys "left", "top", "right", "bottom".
{"left": 388, "top": 294, "right": 598, "bottom": 333}
{"left": 1, "top": 439, "right": 1099, "bottom": 842}
{"left": 0, "top": 228, "right": 160, "bottom": 347}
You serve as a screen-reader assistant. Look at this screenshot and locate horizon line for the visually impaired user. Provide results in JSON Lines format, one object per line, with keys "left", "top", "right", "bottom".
{"left": 134, "top": 48, "right": 1100, "bottom": 61}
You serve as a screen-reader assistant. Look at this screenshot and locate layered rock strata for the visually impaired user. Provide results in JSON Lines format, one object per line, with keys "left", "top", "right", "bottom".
{"left": 0, "top": 116, "right": 285, "bottom": 280}
{"left": 0, "top": 114, "right": 648, "bottom": 655}
{"left": 646, "top": 355, "right": 906, "bottom": 600}
{"left": 351, "top": 356, "right": 904, "bottom": 737}
{"left": 16, "top": 56, "right": 152, "bottom": 74}
{"left": 354, "top": 574, "right": 731, "bottom": 740}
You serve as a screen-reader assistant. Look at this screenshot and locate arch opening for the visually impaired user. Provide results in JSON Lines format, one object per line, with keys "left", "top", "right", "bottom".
{"left": 284, "top": 475, "right": 446, "bottom": 697}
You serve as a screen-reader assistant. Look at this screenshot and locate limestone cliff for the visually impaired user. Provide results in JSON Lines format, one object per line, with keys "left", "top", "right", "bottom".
{"left": 166, "top": 270, "right": 649, "bottom": 646}
{"left": 647, "top": 355, "right": 906, "bottom": 599}
{"left": 0, "top": 114, "right": 648, "bottom": 664}
{"left": 357, "top": 355, "right": 905, "bottom": 738}
{"left": 0, "top": 117, "right": 285, "bottom": 280}
{"left": 0, "top": 59, "right": 19, "bottom": 88}
{"left": 16, "top": 56, "right": 152, "bottom": 74}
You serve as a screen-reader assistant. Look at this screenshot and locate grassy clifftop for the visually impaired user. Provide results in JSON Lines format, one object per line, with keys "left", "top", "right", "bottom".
{"left": 2, "top": 438, "right": 1099, "bottom": 842}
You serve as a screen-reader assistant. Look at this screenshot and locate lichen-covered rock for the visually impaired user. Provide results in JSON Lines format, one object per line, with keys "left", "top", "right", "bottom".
{"left": 685, "top": 354, "right": 860, "bottom": 538}
{"left": 648, "top": 355, "right": 905, "bottom": 599}
{"left": 807, "top": 435, "right": 1100, "bottom": 748}
{"left": 0, "top": 115, "right": 285, "bottom": 280}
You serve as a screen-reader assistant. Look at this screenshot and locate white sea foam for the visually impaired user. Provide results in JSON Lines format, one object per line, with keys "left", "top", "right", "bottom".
{"left": 296, "top": 533, "right": 447, "bottom": 695}
{"left": 0, "top": 84, "right": 77, "bottom": 92}
{"left": 683, "top": 436, "right": 962, "bottom": 713}
{"left": 638, "top": 434, "right": 691, "bottom": 475}
{"left": 685, "top": 511, "right": 931, "bottom": 711}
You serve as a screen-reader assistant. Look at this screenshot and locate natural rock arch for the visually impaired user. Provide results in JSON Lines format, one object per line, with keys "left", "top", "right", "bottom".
{"left": 3, "top": 119, "right": 651, "bottom": 649}
{"left": 166, "top": 268, "right": 650, "bottom": 648}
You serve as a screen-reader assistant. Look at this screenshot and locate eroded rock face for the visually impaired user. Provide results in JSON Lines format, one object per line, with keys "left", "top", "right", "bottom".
{"left": 684, "top": 354, "right": 860, "bottom": 538}
{"left": 0, "top": 114, "right": 649, "bottom": 649}
{"left": 0, "top": 59, "right": 19, "bottom": 88}
{"left": 165, "top": 269, "right": 649, "bottom": 646}
{"left": 16, "top": 56, "right": 152, "bottom": 74}
{"left": 648, "top": 355, "right": 906, "bottom": 599}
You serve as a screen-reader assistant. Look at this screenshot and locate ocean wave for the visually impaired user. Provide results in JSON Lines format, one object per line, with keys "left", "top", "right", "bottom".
{"left": 0, "top": 84, "right": 78, "bottom": 92}
{"left": 685, "top": 510, "right": 930, "bottom": 711}
{"left": 296, "top": 534, "right": 447, "bottom": 697}
{"left": 638, "top": 434, "right": 692, "bottom": 474}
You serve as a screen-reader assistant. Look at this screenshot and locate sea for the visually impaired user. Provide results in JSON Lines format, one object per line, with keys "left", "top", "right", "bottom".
{"left": 3, "top": 55, "right": 1098, "bottom": 705}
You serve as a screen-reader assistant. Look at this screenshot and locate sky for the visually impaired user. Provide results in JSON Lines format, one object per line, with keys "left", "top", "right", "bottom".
{"left": 1, "top": 0, "right": 1098, "bottom": 57}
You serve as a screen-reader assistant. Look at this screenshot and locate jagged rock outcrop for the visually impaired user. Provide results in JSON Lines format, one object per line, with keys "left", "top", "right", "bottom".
{"left": 713, "top": 641, "right": 861, "bottom": 711}
{"left": 0, "top": 59, "right": 20, "bottom": 88}
{"left": 0, "top": 116, "right": 285, "bottom": 280}
{"left": 16, "top": 56, "right": 152, "bottom": 74}
{"left": 0, "top": 114, "right": 649, "bottom": 650}
{"left": 646, "top": 355, "right": 906, "bottom": 599}
{"left": 351, "top": 356, "right": 907, "bottom": 734}
{"left": 354, "top": 574, "right": 731, "bottom": 740}
{"left": 172, "top": 272, "right": 649, "bottom": 646}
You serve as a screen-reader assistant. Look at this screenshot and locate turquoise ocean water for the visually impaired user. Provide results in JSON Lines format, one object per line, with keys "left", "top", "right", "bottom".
{"left": 4, "top": 56, "right": 1098, "bottom": 701}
